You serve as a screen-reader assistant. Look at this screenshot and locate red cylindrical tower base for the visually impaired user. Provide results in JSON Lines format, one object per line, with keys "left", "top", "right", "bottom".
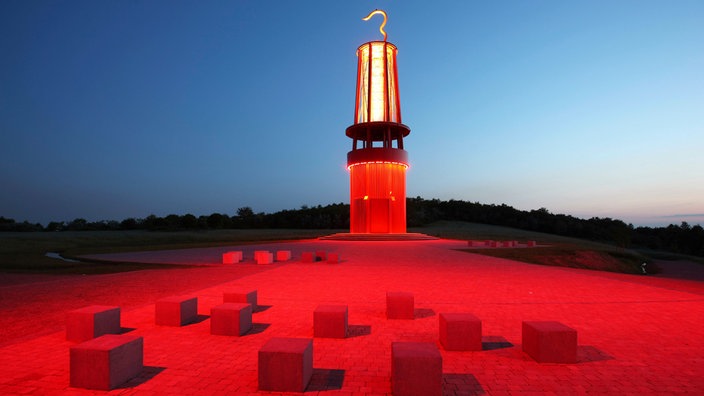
{"left": 348, "top": 161, "right": 407, "bottom": 233}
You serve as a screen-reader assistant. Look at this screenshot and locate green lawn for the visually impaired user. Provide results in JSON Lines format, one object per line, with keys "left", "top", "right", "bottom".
{"left": 0, "top": 229, "right": 338, "bottom": 274}
{"left": 1, "top": 222, "right": 692, "bottom": 275}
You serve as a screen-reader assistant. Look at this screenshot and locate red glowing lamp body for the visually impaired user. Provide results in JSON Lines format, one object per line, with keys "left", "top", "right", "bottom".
{"left": 347, "top": 41, "right": 410, "bottom": 233}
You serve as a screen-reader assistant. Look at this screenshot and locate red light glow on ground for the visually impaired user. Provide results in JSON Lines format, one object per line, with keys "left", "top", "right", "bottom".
{"left": 1, "top": 239, "right": 703, "bottom": 394}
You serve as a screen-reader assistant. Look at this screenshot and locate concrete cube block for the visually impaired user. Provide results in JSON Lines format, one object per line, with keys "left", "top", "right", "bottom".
{"left": 258, "top": 337, "right": 313, "bottom": 392}
{"left": 155, "top": 296, "right": 197, "bottom": 326}
{"left": 211, "top": 303, "right": 252, "bottom": 336}
{"left": 522, "top": 321, "right": 578, "bottom": 363}
{"left": 66, "top": 305, "right": 121, "bottom": 342}
{"left": 222, "top": 251, "right": 242, "bottom": 264}
{"left": 258, "top": 252, "right": 273, "bottom": 264}
{"left": 255, "top": 250, "right": 273, "bottom": 265}
{"left": 439, "top": 313, "right": 482, "bottom": 351}
{"left": 387, "top": 291, "right": 414, "bottom": 319}
{"left": 70, "top": 334, "right": 143, "bottom": 390}
{"left": 301, "top": 252, "right": 315, "bottom": 263}
{"left": 223, "top": 289, "right": 257, "bottom": 307}
{"left": 392, "top": 342, "right": 442, "bottom": 396}
{"left": 314, "top": 305, "right": 348, "bottom": 338}
{"left": 276, "top": 250, "right": 291, "bottom": 261}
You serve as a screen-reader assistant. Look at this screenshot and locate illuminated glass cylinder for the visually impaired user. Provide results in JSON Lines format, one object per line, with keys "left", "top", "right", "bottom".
{"left": 354, "top": 41, "right": 401, "bottom": 124}
{"left": 346, "top": 40, "right": 410, "bottom": 234}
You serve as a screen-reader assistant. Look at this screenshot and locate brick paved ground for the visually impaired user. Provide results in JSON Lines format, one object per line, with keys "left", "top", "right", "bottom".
{"left": 1, "top": 239, "right": 703, "bottom": 395}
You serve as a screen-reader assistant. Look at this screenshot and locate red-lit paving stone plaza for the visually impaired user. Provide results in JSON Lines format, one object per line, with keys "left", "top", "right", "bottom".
{"left": 1, "top": 238, "right": 703, "bottom": 395}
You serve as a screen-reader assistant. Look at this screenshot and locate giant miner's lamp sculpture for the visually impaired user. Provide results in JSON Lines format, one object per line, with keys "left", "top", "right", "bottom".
{"left": 347, "top": 10, "right": 410, "bottom": 234}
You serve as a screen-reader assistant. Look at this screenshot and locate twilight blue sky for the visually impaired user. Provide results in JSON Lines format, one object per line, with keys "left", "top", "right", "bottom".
{"left": 1, "top": 1, "right": 702, "bottom": 227}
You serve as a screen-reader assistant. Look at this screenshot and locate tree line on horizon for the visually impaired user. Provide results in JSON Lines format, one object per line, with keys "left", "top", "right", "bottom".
{"left": 1, "top": 197, "right": 702, "bottom": 257}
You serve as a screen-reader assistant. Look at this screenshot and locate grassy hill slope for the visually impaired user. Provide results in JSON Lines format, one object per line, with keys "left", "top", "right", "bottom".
{"left": 414, "top": 221, "right": 650, "bottom": 274}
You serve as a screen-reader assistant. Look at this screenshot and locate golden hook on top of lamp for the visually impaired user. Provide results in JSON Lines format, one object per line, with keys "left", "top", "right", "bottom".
{"left": 362, "top": 9, "right": 388, "bottom": 41}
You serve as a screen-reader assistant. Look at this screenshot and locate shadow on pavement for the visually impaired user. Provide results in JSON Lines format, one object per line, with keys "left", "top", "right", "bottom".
{"left": 578, "top": 345, "right": 614, "bottom": 363}
{"left": 482, "top": 335, "right": 513, "bottom": 351}
{"left": 348, "top": 324, "right": 372, "bottom": 338}
{"left": 306, "top": 368, "right": 345, "bottom": 391}
{"left": 120, "top": 366, "right": 166, "bottom": 388}
{"left": 443, "top": 372, "right": 486, "bottom": 395}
